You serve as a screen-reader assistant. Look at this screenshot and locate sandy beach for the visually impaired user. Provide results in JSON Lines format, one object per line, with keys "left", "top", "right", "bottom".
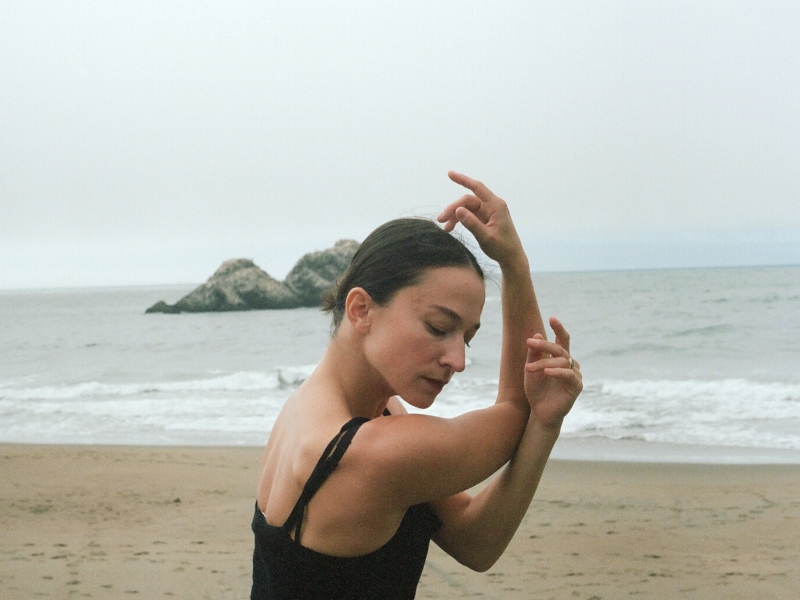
{"left": 1, "top": 445, "right": 798, "bottom": 599}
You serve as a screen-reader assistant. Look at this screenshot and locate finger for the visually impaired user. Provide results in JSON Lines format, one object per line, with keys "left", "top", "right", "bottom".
{"left": 448, "top": 171, "right": 496, "bottom": 202}
{"left": 549, "top": 316, "right": 571, "bottom": 354}
{"left": 525, "top": 356, "right": 572, "bottom": 372}
{"left": 525, "top": 334, "right": 545, "bottom": 366}
{"left": 453, "top": 206, "right": 492, "bottom": 242}
{"left": 539, "top": 367, "right": 584, "bottom": 388}
{"left": 527, "top": 337, "right": 568, "bottom": 359}
{"left": 526, "top": 334, "right": 546, "bottom": 362}
{"left": 526, "top": 343, "right": 537, "bottom": 366}
{"left": 437, "top": 194, "right": 482, "bottom": 221}
{"left": 438, "top": 196, "right": 484, "bottom": 233}
{"left": 525, "top": 353, "right": 576, "bottom": 372}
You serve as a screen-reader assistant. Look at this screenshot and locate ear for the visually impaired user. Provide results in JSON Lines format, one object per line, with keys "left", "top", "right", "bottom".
{"left": 344, "top": 287, "right": 374, "bottom": 334}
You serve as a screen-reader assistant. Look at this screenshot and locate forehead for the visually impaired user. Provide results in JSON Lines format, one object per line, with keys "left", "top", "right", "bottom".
{"left": 396, "top": 266, "right": 485, "bottom": 323}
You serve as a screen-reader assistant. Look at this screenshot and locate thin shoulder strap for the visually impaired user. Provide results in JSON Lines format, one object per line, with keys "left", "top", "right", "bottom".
{"left": 283, "top": 416, "right": 369, "bottom": 543}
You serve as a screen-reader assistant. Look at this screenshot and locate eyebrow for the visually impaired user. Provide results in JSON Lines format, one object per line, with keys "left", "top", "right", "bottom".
{"left": 431, "top": 305, "right": 481, "bottom": 331}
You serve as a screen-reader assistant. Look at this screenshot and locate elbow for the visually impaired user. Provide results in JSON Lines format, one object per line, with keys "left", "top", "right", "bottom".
{"left": 470, "top": 560, "right": 495, "bottom": 573}
{"left": 457, "top": 551, "right": 500, "bottom": 573}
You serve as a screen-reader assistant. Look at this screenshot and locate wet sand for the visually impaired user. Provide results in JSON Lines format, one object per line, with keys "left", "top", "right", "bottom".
{"left": 1, "top": 445, "right": 798, "bottom": 599}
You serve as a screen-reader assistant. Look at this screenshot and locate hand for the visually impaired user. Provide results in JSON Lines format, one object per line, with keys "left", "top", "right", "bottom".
{"left": 524, "top": 316, "right": 582, "bottom": 429}
{"left": 437, "top": 171, "right": 526, "bottom": 267}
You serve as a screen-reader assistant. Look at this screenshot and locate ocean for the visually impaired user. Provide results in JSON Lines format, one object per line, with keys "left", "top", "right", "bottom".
{"left": 1, "top": 265, "right": 799, "bottom": 463}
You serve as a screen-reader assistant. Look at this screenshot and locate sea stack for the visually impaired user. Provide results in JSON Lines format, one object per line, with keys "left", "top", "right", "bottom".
{"left": 145, "top": 239, "right": 359, "bottom": 313}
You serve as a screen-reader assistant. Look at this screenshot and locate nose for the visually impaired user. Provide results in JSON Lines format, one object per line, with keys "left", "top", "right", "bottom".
{"left": 441, "top": 338, "right": 467, "bottom": 373}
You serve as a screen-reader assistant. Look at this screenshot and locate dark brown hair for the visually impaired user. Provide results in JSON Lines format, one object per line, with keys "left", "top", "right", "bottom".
{"left": 322, "top": 218, "right": 483, "bottom": 330}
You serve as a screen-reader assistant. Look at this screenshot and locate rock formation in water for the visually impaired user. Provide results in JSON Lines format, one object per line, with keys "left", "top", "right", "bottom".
{"left": 145, "top": 239, "right": 359, "bottom": 314}
{"left": 284, "top": 239, "right": 360, "bottom": 306}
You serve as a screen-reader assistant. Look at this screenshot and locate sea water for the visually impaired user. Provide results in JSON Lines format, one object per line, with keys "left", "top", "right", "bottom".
{"left": 1, "top": 265, "right": 799, "bottom": 462}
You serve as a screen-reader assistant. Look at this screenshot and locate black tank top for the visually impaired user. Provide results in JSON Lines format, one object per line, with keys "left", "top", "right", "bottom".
{"left": 251, "top": 414, "right": 442, "bottom": 600}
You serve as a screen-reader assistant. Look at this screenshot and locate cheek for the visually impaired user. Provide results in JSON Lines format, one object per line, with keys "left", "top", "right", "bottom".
{"left": 368, "top": 330, "right": 429, "bottom": 385}
{"left": 364, "top": 325, "right": 414, "bottom": 374}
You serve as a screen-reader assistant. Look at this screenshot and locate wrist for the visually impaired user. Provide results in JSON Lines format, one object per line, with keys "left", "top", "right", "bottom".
{"left": 498, "top": 250, "right": 530, "bottom": 278}
{"left": 528, "top": 414, "right": 563, "bottom": 437}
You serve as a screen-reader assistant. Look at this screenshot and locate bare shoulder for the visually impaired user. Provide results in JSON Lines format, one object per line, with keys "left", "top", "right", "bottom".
{"left": 257, "top": 399, "right": 347, "bottom": 518}
{"left": 345, "top": 403, "right": 525, "bottom": 509}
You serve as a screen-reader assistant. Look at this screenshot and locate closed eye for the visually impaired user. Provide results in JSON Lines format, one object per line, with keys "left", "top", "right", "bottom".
{"left": 465, "top": 329, "right": 478, "bottom": 348}
{"left": 426, "top": 323, "right": 446, "bottom": 337}
{"left": 428, "top": 324, "right": 473, "bottom": 349}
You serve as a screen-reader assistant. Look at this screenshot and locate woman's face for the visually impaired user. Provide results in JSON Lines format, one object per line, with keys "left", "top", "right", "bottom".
{"left": 363, "top": 265, "right": 485, "bottom": 409}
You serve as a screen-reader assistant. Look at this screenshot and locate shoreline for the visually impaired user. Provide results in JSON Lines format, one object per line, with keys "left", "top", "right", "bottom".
{"left": 4, "top": 436, "right": 800, "bottom": 465}
{"left": 2, "top": 444, "right": 799, "bottom": 599}
{"left": 551, "top": 436, "right": 800, "bottom": 464}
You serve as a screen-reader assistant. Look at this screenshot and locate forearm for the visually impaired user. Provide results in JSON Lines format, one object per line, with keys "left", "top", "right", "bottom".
{"left": 439, "top": 172, "right": 544, "bottom": 413}
{"left": 496, "top": 254, "right": 545, "bottom": 412}
{"left": 437, "top": 416, "right": 561, "bottom": 571}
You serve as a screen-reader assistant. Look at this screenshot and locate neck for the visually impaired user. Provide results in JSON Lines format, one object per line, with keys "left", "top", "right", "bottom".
{"left": 312, "top": 330, "right": 392, "bottom": 420}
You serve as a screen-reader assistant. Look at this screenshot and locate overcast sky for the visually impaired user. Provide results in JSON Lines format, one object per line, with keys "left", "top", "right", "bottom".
{"left": 1, "top": 1, "right": 798, "bottom": 289}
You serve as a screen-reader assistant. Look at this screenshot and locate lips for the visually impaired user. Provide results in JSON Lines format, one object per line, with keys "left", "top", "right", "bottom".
{"left": 422, "top": 377, "right": 448, "bottom": 393}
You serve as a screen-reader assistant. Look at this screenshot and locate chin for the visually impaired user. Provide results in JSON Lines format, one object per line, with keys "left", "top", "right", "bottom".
{"left": 403, "top": 394, "right": 437, "bottom": 411}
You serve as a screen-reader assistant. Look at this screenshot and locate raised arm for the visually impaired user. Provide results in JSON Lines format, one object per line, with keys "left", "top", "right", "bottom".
{"left": 431, "top": 318, "right": 583, "bottom": 571}
{"left": 430, "top": 172, "right": 580, "bottom": 571}
{"left": 355, "top": 174, "right": 550, "bottom": 509}
{"left": 438, "top": 171, "right": 546, "bottom": 416}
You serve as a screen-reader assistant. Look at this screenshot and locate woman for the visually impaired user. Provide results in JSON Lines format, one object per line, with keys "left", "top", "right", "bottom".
{"left": 251, "top": 172, "right": 583, "bottom": 599}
